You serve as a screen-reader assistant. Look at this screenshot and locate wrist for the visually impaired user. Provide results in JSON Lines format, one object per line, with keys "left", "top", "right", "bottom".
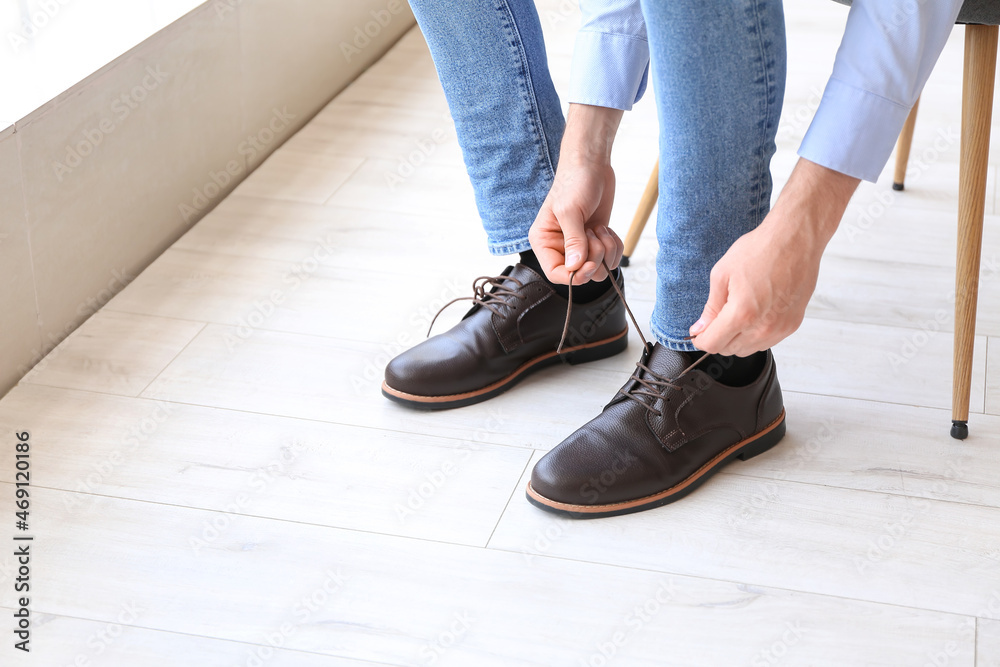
{"left": 768, "top": 158, "right": 860, "bottom": 245}
{"left": 561, "top": 103, "right": 623, "bottom": 167}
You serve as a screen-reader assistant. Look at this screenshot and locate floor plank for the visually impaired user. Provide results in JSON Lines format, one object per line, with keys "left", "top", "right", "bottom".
{"left": 735, "top": 391, "right": 1000, "bottom": 508}
{"left": 490, "top": 452, "right": 1000, "bottom": 619}
{"left": 4, "top": 610, "right": 388, "bottom": 667}
{"left": 773, "top": 317, "right": 988, "bottom": 413}
{"left": 0, "top": 384, "right": 530, "bottom": 547}
{"left": 170, "top": 196, "right": 491, "bottom": 275}
{"left": 139, "top": 324, "right": 629, "bottom": 450}
{"left": 106, "top": 245, "right": 503, "bottom": 345}
{"left": 0, "top": 487, "right": 976, "bottom": 667}
{"left": 233, "top": 151, "right": 364, "bottom": 205}
{"left": 981, "top": 619, "right": 1000, "bottom": 667}
{"left": 20, "top": 311, "right": 204, "bottom": 397}
{"left": 989, "top": 337, "right": 999, "bottom": 415}
{"left": 323, "top": 158, "right": 478, "bottom": 220}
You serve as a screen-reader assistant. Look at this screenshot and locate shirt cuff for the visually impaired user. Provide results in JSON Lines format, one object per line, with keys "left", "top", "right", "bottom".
{"left": 568, "top": 30, "right": 649, "bottom": 111}
{"left": 798, "top": 77, "right": 912, "bottom": 183}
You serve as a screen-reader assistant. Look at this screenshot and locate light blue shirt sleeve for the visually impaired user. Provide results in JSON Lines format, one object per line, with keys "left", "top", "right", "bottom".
{"left": 799, "top": 0, "right": 964, "bottom": 182}
{"left": 568, "top": 0, "right": 649, "bottom": 111}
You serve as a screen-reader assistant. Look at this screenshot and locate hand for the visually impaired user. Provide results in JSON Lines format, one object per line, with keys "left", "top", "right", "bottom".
{"left": 528, "top": 104, "right": 625, "bottom": 285}
{"left": 689, "top": 159, "right": 860, "bottom": 356}
{"left": 529, "top": 160, "right": 623, "bottom": 284}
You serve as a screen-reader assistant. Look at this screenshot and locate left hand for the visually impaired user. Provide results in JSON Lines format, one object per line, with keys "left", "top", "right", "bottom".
{"left": 528, "top": 159, "right": 622, "bottom": 285}
{"left": 689, "top": 159, "right": 860, "bottom": 356}
{"left": 528, "top": 104, "right": 625, "bottom": 285}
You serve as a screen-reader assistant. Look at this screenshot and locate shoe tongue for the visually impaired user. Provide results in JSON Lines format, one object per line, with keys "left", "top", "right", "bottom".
{"left": 506, "top": 263, "right": 544, "bottom": 284}
{"left": 642, "top": 343, "right": 695, "bottom": 381}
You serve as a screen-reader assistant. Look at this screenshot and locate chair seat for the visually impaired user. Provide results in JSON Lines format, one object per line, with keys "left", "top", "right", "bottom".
{"left": 830, "top": 0, "right": 1000, "bottom": 26}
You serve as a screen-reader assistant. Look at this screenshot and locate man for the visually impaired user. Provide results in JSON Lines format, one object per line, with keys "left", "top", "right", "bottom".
{"left": 383, "top": 0, "right": 963, "bottom": 517}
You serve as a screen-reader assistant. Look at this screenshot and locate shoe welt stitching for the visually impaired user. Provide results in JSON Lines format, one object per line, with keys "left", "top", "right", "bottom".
{"left": 527, "top": 409, "right": 786, "bottom": 513}
{"left": 382, "top": 327, "right": 628, "bottom": 402}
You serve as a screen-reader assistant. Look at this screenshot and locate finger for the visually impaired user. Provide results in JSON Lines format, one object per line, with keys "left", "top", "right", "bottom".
{"left": 716, "top": 333, "right": 747, "bottom": 358}
{"left": 736, "top": 319, "right": 787, "bottom": 356}
{"left": 577, "top": 229, "right": 607, "bottom": 284}
{"left": 607, "top": 227, "right": 624, "bottom": 271}
{"left": 595, "top": 226, "right": 620, "bottom": 272}
{"left": 529, "top": 208, "right": 573, "bottom": 284}
{"left": 690, "top": 267, "right": 729, "bottom": 338}
{"left": 724, "top": 331, "right": 774, "bottom": 358}
{"left": 534, "top": 249, "right": 570, "bottom": 283}
{"left": 691, "top": 301, "right": 744, "bottom": 355}
{"left": 559, "top": 208, "right": 590, "bottom": 274}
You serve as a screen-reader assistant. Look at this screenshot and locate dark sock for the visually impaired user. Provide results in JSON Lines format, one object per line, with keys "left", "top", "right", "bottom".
{"left": 519, "top": 249, "right": 615, "bottom": 303}
{"left": 694, "top": 351, "right": 767, "bottom": 387}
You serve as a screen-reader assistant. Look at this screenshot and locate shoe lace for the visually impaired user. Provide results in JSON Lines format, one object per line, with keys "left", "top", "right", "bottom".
{"left": 558, "top": 259, "right": 709, "bottom": 417}
{"left": 426, "top": 274, "right": 527, "bottom": 337}
{"left": 427, "top": 260, "right": 708, "bottom": 417}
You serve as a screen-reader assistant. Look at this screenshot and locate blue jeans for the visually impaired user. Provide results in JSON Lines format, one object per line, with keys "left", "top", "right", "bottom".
{"left": 408, "top": 0, "right": 786, "bottom": 352}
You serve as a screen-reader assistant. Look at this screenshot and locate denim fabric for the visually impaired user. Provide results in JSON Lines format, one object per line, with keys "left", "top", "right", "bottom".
{"left": 408, "top": 0, "right": 565, "bottom": 255}
{"left": 411, "top": 0, "right": 785, "bottom": 351}
{"left": 640, "top": 0, "right": 786, "bottom": 351}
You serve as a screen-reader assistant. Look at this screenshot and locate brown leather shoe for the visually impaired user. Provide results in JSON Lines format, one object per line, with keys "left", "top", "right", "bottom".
{"left": 382, "top": 263, "right": 628, "bottom": 410}
{"left": 526, "top": 342, "right": 785, "bottom": 518}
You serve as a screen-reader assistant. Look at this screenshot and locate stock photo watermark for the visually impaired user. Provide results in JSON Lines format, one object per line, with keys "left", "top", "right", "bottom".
{"left": 11, "top": 430, "right": 32, "bottom": 652}
{"left": 542, "top": 0, "right": 578, "bottom": 27}
{"left": 751, "top": 620, "right": 805, "bottom": 667}
{"left": 394, "top": 407, "right": 507, "bottom": 523}
{"left": 19, "top": 267, "right": 136, "bottom": 379}
{"left": 179, "top": 107, "right": 297, "bottom": 223}
{"left": 728, "top": 418, "right": 836, "bottom": 528}
{"left": 350, "top": 277, "right": 466, "bottom": 395}
{"left": 843, "top": 125, "right": 959, "bottom": 244}
{"left": 384, "top": 118, "right": 454, "bottom": 191}
{"left": 853, "top": 457, "right": 966, "bottom": 574}
{"left": 68, "top": 601, "right": 145, "bottom": 665}
{"left": 62, "top": 402, "right": 177, "bottom": 513}
{"left": 222, "top": 234, "right": 335, "bottom": 352}
{"left": 189, "top": 439, "right": 309, "bottom": 555}
{"left": 580, "top": 578, "right": 677, "bottom": 667}
{"left": 52, "top": 66, "right": 170, "bottom": 182}
{"left": 240, "top": 567, "right": 348, "bottom": 667}
{"left": 886, "top": 253, "right": 1000, "bottom": 371}
{"left": 420, "top": 610, "right": 475, "bottom": 665}
{"left": 339, "top": 0, "right": 408, "bottom": 63}
{"left": 921, "top": 589, "right": 1000, "bottom": 667}
{"left": 7, "top": 0, "right": 72, "bottom": 53}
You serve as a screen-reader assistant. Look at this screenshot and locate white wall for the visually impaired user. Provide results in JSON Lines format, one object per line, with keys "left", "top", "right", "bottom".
{"left": 0, "top": 0, "right": 416, "bottom": 396}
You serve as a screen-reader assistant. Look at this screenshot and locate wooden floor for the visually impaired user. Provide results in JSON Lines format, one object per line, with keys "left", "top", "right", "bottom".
{"left": 4, "top": 3, "right": 1000, "bottom": 665}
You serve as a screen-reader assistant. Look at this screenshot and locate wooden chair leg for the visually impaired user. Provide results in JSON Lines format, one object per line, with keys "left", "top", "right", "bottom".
{"left": 892, "top": 97, "right": 921, "bottom": 191}
{"left": 620, "top": 161, "right": 659, "bottom": 266}
{"left": 952, "top": 25, "right": 997, "bottom": 440}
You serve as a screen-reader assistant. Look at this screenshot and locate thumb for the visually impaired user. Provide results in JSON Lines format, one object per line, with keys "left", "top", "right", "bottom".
{"left": 691, "top": 271, "right": 729, "bottom": 337}
{"left": 559, "top": 214, "right": 588, "bottom": 273}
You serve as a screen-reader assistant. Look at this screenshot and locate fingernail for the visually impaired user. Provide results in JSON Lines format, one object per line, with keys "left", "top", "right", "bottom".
{"left": 567, "top": 252, "right": 581, "bottom": 267}
{"left": 690, "top": 319, "right": 706, "bottom": 335}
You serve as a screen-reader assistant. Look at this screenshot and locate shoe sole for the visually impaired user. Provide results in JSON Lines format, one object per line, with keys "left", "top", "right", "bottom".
{"left": 525, "top": 409, "right": 786, "bottom": 519}
{"left": 381, "top": 327, "right": 629, "bottom": 410}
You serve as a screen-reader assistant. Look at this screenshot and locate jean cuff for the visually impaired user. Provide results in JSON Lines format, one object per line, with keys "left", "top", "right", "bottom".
{"left": 487, "top": 237, "right": 532, "bottom": 256}
{"left": 650, "top": 322, "right": 698, "bottom": 353}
